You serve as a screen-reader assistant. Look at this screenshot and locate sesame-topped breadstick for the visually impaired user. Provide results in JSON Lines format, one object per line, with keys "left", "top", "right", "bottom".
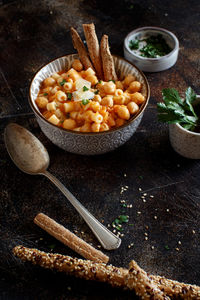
{"left": 13, "top": 246, "right": 200, "bottom": 299}
{"left": 151, "top": 275, "right": 200, "bottom": 299}
{"left": 70, "top": 27, "right": 94, "bottom": 71}
{"left": 126, "top": 260, "right": 170, "bottom": 300}
{"left": 13, "top": 246, "right": 128, "bottom": 288}
{"left": 100, "top": 34, "right": 118, "bottom": 82}
{"left": 82, "top": 23, "right": 103, "bottom": 79}
{"left": 34, "top": 213, "right": 109, "bottom": 263}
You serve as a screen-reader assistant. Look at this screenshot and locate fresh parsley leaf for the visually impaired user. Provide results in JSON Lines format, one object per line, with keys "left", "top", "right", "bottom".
{"left": 43, "top": 92, "right": 48, "bottom": 96}
{"left": 162, "top": 88, "right": 182, "bottom": 105}
{"left": 67, "top": 92, "right": 72, "bottom": 100}
{"left": 157, "top": 87, "right": 199, "bottom": 131}
{"left": 108, "top": 80, "right": 115, "bottom": 83}
{"left": 129, "top": 39, "right": 139, "bottom": 50}
{"left": 83, "top": 86, "right": 89, "bottom": 91}
{"left": 118, "top": 215, "right": 129, "bottom": 223}
{"left": 94, "top": 90, "right": 99, "bottom": 95}
{"left": 82, "top": 99, "right": 89, "bottom": 105}
{"left": 98, "top": 80, "right": 102, "bottom": 84}
{"left": 184, "top": 87, "right": 197, "bottom": 118}
{"left": 164, "top": 245, "right": 169, "bottom": 250}
{"left": 59, "top": 79, "right": 66, "bottom": 86}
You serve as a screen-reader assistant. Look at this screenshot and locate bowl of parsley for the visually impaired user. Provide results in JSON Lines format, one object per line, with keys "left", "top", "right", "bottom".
{"left": 157, "top": 87, "right": 200, "bottom": 159}
{"left": 124, "top": 26, "right": 179, "bottom": 72}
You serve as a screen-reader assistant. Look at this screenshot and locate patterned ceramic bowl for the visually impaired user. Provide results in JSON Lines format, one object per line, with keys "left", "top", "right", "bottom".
{"left": 29, "top": 54, "right": 150, "bottom": 155}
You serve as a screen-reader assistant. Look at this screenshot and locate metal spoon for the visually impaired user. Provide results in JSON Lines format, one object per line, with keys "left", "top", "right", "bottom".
{"left": 4, "top": 123, "right": 121, "bottom": 250}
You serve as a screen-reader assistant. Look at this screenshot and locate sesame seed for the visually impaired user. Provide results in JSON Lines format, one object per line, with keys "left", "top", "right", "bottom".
{"left": 150, "top": 195, "right": 154, "bottom": 198}
{"left": 125, "top": 185, "right": 129, "bottom": 188}
{"left": 107, "top": 224, "right": 110, "bottom": 227}
{"left": 113, "top": 230, "right": 116, "bottom": 233}
{"left": 131, "top": 243, "right": 134, "bottom": 246}
{"left": 67, "top": 286, "right": 71, "bottom": 291}
{"left": 139, "top": 188, "right": 142, "bottom": 191}
{"left": 151, "top": 246, "right": 154, "bottom": 250}
{"left": 97, "top": 245, "right": 101, "bottom": 248}
{"left": 145, "top": 237, "right": 148, "bottom": 240}
{"left": 143, "top": 193, "right": 147, "bottom": 196}
{"left": 137, "top": 211, "right": 141, "bottom": 215}
{"left": 192, "top": 230, "right": 196, "bottom": 234}
{"left": 124, "top": 173, "right": 127, "bottom": 177}
{"left": 129, "top": 204, "right": 133, "bottom": 208}
{"left": 144, "top": 232, "right": 148, "bottom": 236}
{"left": 175, "top": 247, "right": 179, "bottom": 251}
{"left": 143, "top": 199, "right": 146, "bottom": 203}
{"left": 145, "top": 225, "right": 149, "bottom": 229}
{"left": 178, "top": 241, "right": 181, "bottom": 245}
{"left": 154, "top": 216, "right": 157, "bottom": 220}
{"left": 166, "top": 208, "right": 170, "bottom": 212}
{"left": 128, "top": 245, "right": 131, "bottom": 248}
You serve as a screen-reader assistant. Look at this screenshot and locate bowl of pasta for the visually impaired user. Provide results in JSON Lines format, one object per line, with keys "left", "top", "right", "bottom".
{"left": 29, "top": 54, "right": 150, "bottom": 155}
{"left": 29, "top": 24, "right": 150, "bottom": 155}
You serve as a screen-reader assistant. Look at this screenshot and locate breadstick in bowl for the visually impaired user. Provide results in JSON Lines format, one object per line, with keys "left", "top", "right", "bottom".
{"left": 100, "top": 34, "right": 118, "bottom": 82}
{"left": 83, "top": 23, "right": 103, "bottom": 79}
{"left": 70, "top": 27, "right": 94, "bottom": 71}
{"left": 34, "top": 213, "right": 109, "bottom": 263}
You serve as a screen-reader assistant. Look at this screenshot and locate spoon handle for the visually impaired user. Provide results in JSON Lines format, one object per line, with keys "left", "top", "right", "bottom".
{"left": 43, "top": 170, "right": 121, "bottom": 250}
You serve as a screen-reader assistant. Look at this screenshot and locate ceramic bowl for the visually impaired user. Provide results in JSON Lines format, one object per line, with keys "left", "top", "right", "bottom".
{"left": 169, "top": 95, "right": 200, "bottom": 159}
{"left": 29, "top": 54, "right": 150, "bottom": 155}
{"left": 124, "top": 26, "right": 179, "bottom": 72}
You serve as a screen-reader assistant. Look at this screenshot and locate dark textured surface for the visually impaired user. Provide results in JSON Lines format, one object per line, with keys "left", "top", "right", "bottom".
{"left": 0, "top": 0, "right": 200, "bottom": 299}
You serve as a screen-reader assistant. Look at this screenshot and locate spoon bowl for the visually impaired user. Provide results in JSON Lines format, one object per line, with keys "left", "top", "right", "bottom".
{"left": 4, "top": 123, "right": 49, "bottom": 174}
{"left": 4, "top": 123, "right": 121, "bottom": 250}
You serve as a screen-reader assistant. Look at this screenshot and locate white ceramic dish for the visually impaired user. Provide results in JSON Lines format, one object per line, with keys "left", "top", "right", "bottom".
{"left": 169, "top": 95, "right": 200, "bottom": 159}
{"left": 29, "top": 54, "right": 150, "bottom": 155}
{"left": 124, "top": 26, "right": 179, "bottom": 72}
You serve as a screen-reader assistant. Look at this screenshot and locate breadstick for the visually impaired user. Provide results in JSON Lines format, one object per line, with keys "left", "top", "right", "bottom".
{"left": 70, "top": 27, "right": 94, "bottom": 71}
{"left": 151, "top": 275, "right": 200, "bottom": 299}
{"left": 82, "top": 23, "right": 103, "bottom": 79}
{"left": 100, "top": 34, "right": 117, "bottom": 82}
{"left": 13, "top": 246, "right": 200, "bottom": 299}
{"left": 126, "top": 260, "right": 170, "bottom": 300}
{"left": 13, "top": 246, "right": 128, "bottom": 288}
{"left": 34, "top": 213, "right": 109, "bottom": 264}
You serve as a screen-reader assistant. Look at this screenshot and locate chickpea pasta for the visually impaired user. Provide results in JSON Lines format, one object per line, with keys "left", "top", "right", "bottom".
{"left": 36, "top": 60, "right": 146, "bottom": 133}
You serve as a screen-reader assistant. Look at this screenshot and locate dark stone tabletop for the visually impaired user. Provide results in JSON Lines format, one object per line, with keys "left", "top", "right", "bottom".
{"left": 0, "top": 0, "right": 200, "bottom": 299}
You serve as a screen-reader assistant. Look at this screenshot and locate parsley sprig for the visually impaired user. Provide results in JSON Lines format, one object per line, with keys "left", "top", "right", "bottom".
{"left": 157, "top": 87, "right": 198, "bottom": 131}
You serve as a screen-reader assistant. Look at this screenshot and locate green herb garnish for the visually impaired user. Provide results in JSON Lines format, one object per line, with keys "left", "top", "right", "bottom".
{"left": 164, "top": 245, "right": 170, "bottom": 250}
{"left": 59, "top": 79, "right": 66, "bottom": 86}
{"left": 67, "top": 92, "right": 72, "bottom": 100}
{"left": 94, "top": 90, "right": 99, "bottom": 95}
{"left": 129, "top": 34, "right": 171, "bottom": 58}
{"left": 157, "top": 87, "right": 198, "bottom": 131}
{"left": 129, "top": 39, "right": 139, "bottom": 50}
{"left": 82, "top": 99, "right": 89, "bottom": 105}
{"left": 43, "top": 92, "right": 48, "bottom": 96}
{"left": 83, "top": 86, "right": 89, "bottom": 91}
{"left": 108, "top": 80, "right": 116, "bottom": 83}
{"left": 140, "top": 35, "right": 171, "bottom": 58}
{"left": 112, "top": 215, "right": 129, "bottom": 231}
{"left": 139, "top": 175, "right": 143, "bottom": 180}
{"left": 48, "top": 244, "right": 56, "bottom": 250}
{"left": 98, "top": 80, "right": 102, "bottom": 84}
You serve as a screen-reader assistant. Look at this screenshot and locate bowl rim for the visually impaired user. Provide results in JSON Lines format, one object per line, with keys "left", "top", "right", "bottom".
{"left": 28, "top": 53, "right": 150, "bottom": 136}
{"left": 124, "top": 26, "right": 179, "bottom": 61}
